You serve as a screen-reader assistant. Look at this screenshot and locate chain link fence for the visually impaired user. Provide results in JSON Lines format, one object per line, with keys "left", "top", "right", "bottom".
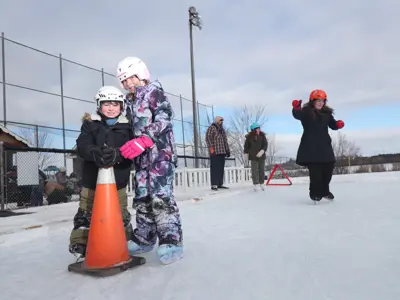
{"left": 0, "top": 32, "right": 214, "bottom": 161}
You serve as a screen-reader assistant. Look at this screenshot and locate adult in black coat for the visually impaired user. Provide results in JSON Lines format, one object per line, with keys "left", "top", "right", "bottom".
{"left": 292, "top": 89, "right": 345, "bottom": 202}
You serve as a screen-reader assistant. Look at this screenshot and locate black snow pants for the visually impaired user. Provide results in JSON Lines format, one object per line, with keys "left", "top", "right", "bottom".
{"left": 307, "top": 163, "right": 335, "bottom": 198}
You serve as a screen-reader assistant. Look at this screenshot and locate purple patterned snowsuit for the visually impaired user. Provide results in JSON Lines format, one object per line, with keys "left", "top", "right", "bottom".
{"left": 125, "top": 81, "right": 183, "bottom": 247}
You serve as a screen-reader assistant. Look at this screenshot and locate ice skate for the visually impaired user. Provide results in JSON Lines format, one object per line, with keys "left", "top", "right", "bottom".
{"left": 69, "top": 243, "right": 86, "bottom": 261}
{"left": 157, "top": 244, "right": 183, "bottom": 265}
{"left": 323, "top": 192, "right": 334, "bottom": 201}
{"left": 253, "top": 184, "right": 258, "bottom": 191}
{"left": 127, "top": 240, "right": 154, "bottom": 255}
{"left": 218, "top": 185, "right": 229, "bottom": 190}
{"left": 310, "top": 192, "right": 321, "bottom": 205}
{"left": 259, "top": 184, "right": 265, "bottom": 191}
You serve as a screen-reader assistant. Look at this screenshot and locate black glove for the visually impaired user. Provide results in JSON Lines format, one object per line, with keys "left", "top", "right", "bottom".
{"left": 226, "top": 151, "right": 230, "bottom": 158}
{"left": 89, "top": 147, "right": 105, "bottom": 168}
{"left": 101, "top": 147, "right": 122, "bottom": 167}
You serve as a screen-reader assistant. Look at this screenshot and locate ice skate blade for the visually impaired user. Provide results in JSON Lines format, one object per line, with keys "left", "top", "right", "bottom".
{"left": 68, "top": 255, "right": 146, "bottom": 277}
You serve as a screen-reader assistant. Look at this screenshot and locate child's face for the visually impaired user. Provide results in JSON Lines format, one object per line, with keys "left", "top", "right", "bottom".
{"left": 122, "top": 76, "right": 144, "bottom": 93}
{"left": 101, "top": 101, "right": 121, "bottom": 118}
{"left": 313, "top": 99, "right": 325, "bottom": 110}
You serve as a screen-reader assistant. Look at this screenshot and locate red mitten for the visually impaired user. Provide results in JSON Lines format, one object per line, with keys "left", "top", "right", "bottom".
{"left": 292, "top": 99, "right": 302, "bottom": 110}
{"left": 336, "top": 120, "right": 344, "bottom": 129}
{"left": 120, "top": 136, "right": 154, "bottom": 160}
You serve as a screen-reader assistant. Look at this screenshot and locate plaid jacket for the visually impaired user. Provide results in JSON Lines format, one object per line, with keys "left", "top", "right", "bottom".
{"left": 205, "top": 123, "right": 230, "bottom": 155}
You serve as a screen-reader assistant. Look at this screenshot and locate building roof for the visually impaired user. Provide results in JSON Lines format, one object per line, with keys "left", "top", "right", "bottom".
{"left": 0, "top": 124, "right": 33, "bottom": 147}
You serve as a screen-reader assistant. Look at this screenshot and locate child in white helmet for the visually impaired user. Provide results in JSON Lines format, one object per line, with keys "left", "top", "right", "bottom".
{"left": 116, "top": 57, "right": 183, "bottom": 265}
{"left": 69, "top": 86, "right": 134, "bottom": 259}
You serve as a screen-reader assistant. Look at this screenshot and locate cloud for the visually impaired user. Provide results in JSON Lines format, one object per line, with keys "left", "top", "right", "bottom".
{"left": 0, "top": 0, "right": 399, "bottom": 152}
{"left": 274, "top": 127, "right": 400, "bottom": 159}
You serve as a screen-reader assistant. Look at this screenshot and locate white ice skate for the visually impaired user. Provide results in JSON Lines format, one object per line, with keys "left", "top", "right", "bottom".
{"left": 127, "top": 240, "right": 154, "bottom": 255}
{"left": 157, "top": 244, "right": 183, "bottom": 265}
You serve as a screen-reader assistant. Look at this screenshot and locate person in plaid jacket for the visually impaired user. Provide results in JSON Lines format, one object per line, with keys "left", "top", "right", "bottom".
{"left": 205, "top": 116, "right": 231, "bottom": 191}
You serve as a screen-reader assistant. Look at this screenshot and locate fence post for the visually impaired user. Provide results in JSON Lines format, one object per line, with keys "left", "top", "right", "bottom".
{"left": 101, "top": 68, "right": 105, "bottom": 86}
{"left": 179, "top": 95, "right": 187, "bottom": 168}
{"left": 59, "top": 54, "right": 67, "bottom": 166}
{"left": 0, "top": 141, "right": 5, "bottom": 211}
{"left": 35, "top": 125, "right": 39, "bottom": 147}
{"left": 1, "top": 32, "right": 6, "bottom": 127}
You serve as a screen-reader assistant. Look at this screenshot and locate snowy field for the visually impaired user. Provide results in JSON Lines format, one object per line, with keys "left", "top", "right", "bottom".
{"left": 1, "top": 172, "right": 400, "bottom": 300}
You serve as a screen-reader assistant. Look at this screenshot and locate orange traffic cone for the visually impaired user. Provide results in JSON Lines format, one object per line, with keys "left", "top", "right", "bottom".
{"left": 68, "top": 167, "right": 145, "bottom": 277}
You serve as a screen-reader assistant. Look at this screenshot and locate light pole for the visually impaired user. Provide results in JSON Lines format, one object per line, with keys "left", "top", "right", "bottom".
{"left": 188, "top": 6, "right": 202, "bottom": 168}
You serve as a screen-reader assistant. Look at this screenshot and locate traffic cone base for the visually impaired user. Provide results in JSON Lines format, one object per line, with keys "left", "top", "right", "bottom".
{"left": 68, "top": 256, "right": 146, "bottom": 277}
{"left": 68, "top": 167, "right": 146, "bottom": 276}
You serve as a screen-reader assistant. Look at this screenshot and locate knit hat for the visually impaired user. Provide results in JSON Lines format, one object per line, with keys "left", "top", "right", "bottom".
{"left": 214, "top": 116, "right": 223, "bottom": 123}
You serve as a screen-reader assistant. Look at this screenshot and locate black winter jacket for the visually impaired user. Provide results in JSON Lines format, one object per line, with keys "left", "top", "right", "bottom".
{"left": 292, "top": 103, "right": 340, "bottom": 167}
{"left": 76, "top": 113, "right": 133, "bottom": 190}
{"left": 244, "top": 131, "right": 268, "bottom": 160}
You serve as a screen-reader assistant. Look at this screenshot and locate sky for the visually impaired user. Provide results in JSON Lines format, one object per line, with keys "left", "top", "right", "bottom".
{"left": 0, "top": 0, "right": 399, "bottom": 163}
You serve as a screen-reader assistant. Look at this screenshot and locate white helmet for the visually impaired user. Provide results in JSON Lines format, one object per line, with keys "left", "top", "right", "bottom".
{"left": 94, "top": 86, "right": 125, "bottom": 109}
{"left": 116, "top": 57, "right": 151, "bottom": 88}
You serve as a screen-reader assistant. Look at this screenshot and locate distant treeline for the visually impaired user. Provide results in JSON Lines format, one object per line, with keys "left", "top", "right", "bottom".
{"left": 270, "top": 153, "right": 400, "bottom": 170}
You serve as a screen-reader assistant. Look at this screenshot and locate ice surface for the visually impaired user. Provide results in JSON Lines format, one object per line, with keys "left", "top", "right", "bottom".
{"left": 1, "top": 172, "right": 400, "bottom": 300}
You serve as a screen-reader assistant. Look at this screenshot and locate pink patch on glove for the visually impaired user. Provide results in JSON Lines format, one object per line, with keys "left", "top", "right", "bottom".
{"left": 120, "top": 136, "right": 154, "bottom": 160}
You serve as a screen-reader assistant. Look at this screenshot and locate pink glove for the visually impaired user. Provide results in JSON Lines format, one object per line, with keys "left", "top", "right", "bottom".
{"left": 120, "top": 136, "right": 154, "bottom": 160}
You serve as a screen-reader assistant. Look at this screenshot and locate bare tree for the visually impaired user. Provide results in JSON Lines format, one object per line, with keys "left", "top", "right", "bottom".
{"left": 331, "top": 132, "right": 361, "bottom": 174}
{"left": 265, "top": 133, "right": 280, "bottom": 166}
{"left": 226, "top": 104, "right": 268, "bottom": 166}
{"left": 18, "top": 127, "right": 55, "bottom": 169}
{"left": 332, "top": 132, "right": 360, "bottom": 158}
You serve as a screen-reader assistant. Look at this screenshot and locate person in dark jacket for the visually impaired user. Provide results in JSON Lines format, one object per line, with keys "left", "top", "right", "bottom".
{"left": 244, "top": 122, "right": 268, "bottom": 191}
{"left": 68, "top": 85, "right": 134, "bottom": 259}
{"left": 292, "top": 89, "right": 345, "bottom": 203}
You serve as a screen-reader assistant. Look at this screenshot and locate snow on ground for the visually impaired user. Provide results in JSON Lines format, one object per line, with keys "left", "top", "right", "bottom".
{"left": 1, "top": 172, "right": 400, "bottom": 300}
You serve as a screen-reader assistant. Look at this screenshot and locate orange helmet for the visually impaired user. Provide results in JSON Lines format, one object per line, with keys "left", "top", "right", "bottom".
{"left": 309, "top": 89, "right": 327, "bottom": 101}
